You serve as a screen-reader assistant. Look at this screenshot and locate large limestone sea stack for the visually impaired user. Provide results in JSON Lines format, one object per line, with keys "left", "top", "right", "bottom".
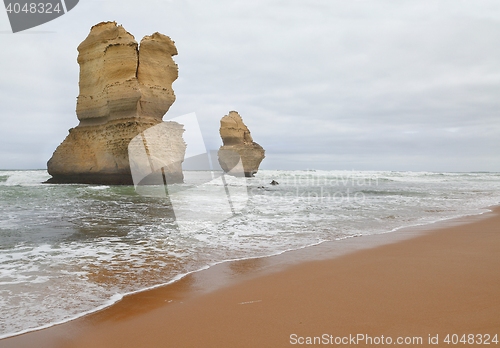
{"left": 218, "top": 111, "right": 265, "bottom": 177}
{"left": 47, "top": 22, "right": 185, "bottom": 184}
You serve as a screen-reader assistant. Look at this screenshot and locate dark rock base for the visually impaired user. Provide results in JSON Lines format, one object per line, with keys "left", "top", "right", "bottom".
{"left": 44, "top": 173, "right": 135, "bottom": 185}
{"left": 45, "top": 171, "right": 185, "bottom": 186}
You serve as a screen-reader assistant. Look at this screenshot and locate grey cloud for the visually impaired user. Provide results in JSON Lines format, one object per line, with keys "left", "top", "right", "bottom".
{"left": 0, "top": 0, "right": 499, "bottom": 171}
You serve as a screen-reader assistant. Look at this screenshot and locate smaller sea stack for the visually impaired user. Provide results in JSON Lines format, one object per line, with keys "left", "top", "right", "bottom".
{"left": 217, "top": 111, "right": 265, "bottom": 177}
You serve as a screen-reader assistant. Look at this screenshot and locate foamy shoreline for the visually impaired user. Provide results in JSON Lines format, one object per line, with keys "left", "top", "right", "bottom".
{"left": 1, "top": 205, "right": 497, "bottom": 346}
{"left": 1, "top": 170, "right": 499, "bottom": 342}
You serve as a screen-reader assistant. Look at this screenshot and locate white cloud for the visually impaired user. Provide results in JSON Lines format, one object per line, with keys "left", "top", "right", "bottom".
{"left": 1, "top": 0, "right": 499, "bottom": 171}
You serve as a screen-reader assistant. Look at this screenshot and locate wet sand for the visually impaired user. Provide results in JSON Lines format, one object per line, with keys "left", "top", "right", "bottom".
{"left": 2, "top": 207, "right": 499, "bottom": 348}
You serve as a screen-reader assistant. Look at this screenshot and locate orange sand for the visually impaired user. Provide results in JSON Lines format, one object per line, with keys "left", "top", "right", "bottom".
{"left": 2, "top": 208, "right": 499, "bottom": 348}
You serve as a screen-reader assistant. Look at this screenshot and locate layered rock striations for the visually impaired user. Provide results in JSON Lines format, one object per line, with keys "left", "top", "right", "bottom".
{"left": 218, "top": 111, "right": 265, "bottom": 177}
{"left": 128, "top": 121, "right": 186, "bottom": 185}
{"left": 47, "top": 21, "right": 185, "bottom": 184}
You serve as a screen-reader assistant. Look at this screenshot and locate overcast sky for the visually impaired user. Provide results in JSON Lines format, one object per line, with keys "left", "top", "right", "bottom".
{"left": 1, "top": 0, "right": 499, "bottom": 171}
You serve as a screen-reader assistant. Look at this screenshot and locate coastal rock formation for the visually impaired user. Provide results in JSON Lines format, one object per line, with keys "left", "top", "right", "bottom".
{"left": 128, "top": 121, "right": 186, "bottom": 186}
{"left": 47, "top": 21, "right": 185, "bottom": 184}
{"left": 218, "top": 111, "right": 265, "bottom": 177}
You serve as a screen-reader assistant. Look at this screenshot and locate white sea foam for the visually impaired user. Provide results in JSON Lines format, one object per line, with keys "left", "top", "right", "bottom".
{"left": 0, "top": 170, "right": 50, "bottom": 186}
{"left": 87, "top": 186, "right": 111, "bottom": 190}
{"left": 0, "top": 170, "right": 499, "bottom": 338}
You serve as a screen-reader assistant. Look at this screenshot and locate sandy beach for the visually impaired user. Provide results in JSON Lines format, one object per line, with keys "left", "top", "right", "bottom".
{"left": 2, "top": 207, "right": 499, "bottom": 348}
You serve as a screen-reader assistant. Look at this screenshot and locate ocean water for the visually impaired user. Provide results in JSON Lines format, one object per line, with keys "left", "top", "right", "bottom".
{"left": 0, "top": 169, "right": 499, "bottom": 338}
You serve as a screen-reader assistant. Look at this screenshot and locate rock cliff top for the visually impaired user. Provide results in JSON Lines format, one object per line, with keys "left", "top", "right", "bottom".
{"left": 75, "top": 21, "right": 178, "bottom": 125}
{"left": 47, "top": 22, "right": 184, "bottom": 184}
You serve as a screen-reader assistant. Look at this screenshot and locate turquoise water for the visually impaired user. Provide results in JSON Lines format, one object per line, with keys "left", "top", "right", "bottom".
{"left": 0, "top": 169, "right": 499, "bottom": 338}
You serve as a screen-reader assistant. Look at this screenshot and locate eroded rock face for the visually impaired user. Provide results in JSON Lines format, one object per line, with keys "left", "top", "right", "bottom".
{"left": 218, "top": 111, "right": 265, "bottom": 177}
{"left": 47, "top": 21, "right": 184, "bottom": 184}
{"left": 137, "top": 33, "right": 178, "bottom": 119}
{"left": 128, "top": 121, "right": 186, "bottom": 186}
